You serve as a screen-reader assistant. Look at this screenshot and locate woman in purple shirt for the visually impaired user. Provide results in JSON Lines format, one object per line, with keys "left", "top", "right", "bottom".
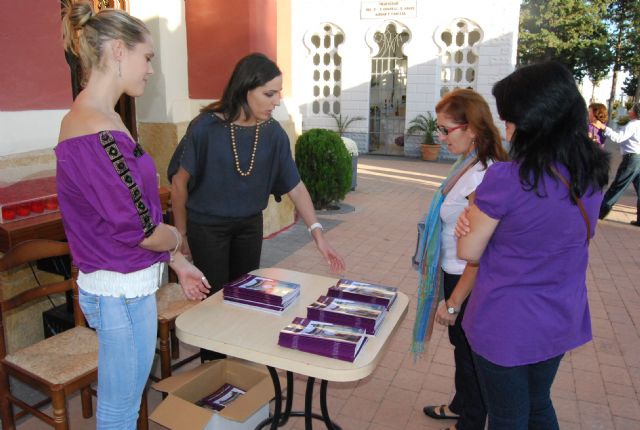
{"left": 456, "top": 62, "right": 610, "bottom": 429}
{"left": 58, "top": 3, "right": 209, "bottom": 429}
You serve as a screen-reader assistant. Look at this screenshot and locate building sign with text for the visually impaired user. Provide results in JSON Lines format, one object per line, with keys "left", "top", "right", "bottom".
{"left": 361, "top": 1, "right": 417, "bottom": 19}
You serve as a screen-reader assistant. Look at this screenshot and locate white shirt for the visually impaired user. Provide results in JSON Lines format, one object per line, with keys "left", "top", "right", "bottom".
{"left": 604, "top": 118, "right": 640, "bottom": 155}
{"left": 440, "top": 161, "right": 491, "bottom": 274}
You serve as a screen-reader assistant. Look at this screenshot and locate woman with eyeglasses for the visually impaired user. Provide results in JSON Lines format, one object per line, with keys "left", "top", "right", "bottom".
{"left": 456, "top": 62, "right": 610, "bottom": 429}
{"left": 414, "top": 89, "right": 508, "bottom": 430}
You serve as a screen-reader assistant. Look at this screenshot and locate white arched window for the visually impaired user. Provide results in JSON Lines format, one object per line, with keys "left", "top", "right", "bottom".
{"left": 303, "top": 23, "right": 345, "bottom": 115}
{"left": 434, "top": 18, "right": 483, "bottom": 97}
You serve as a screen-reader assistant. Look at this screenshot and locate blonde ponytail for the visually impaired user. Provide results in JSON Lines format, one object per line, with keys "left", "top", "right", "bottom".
{"left": 60, "top": 1, "right": 149, "bottom": 77}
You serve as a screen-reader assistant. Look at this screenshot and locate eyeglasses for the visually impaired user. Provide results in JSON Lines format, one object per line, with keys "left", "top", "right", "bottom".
{"left": 436, "top": 123, "right": 468, "bottom": 135}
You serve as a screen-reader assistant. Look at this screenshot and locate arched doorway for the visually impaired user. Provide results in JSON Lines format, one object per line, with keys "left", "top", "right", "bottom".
{"left": 367, "top": 21, "right": 410, "bottom": 155}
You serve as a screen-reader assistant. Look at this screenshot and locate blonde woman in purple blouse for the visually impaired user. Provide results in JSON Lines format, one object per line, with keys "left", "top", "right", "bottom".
{"left": 57, "top": 3, "right": 210, "bottom": 428}
{"left": 456, "top": 62, "right": 610, "bottom": 429}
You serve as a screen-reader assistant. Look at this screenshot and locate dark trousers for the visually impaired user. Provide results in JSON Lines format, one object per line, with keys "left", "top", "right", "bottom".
{"left": 187, "top": 214, "right": 263, "bottom": 360}
{"left": 600, "top": 153, "right": 640, "bottom": 221}
{"left": 443, "top": 272, "right": 486, "bottom": 430}
{"left": 472, "top": 352, "right": 563, "bottom": 430}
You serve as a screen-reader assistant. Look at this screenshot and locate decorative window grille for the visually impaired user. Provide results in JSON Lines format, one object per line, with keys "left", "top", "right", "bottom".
{"left": 435, "top": 19, "right": 483, "bottom": 97}
{"left": 303, "top": 23, "right": 345, "bottom": 115}
{"left": 366, "top": 21, "right": 410, "bottom": 155}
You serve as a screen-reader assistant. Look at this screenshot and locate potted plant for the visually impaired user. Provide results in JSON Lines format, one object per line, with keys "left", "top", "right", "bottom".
{"left": 329, "top": 113, "right": 364, "bottom": 190}
{"left": 407, "top": 112, "right": 440, "bottom": 161}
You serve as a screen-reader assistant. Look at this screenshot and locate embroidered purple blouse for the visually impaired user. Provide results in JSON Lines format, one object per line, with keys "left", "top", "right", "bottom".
{"left": 462, "top": 162, "right": 602, "bottom": 366}
{"left": 55, "top": 131, "right": 168, "bottom": 274}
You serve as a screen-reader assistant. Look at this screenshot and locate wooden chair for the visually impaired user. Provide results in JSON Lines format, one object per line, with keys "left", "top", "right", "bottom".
{"left": 154, "top": 282, "right": 199, "bottom": 380}
{"left": 0, "top": 240, "right": 97, "bottom": 430}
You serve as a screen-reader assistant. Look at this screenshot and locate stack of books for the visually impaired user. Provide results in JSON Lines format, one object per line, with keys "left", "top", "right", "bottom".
{"left": 278, "top": 317, "right": 368, "bottom": 362}
{"left": 195, "top": 383, "right": 246, "bottom": 411}
{"left": 223, "top": 274, "right": 300, "bottom": 313}
{"left": 327, "top": 279, "right": 398, "bottom": 310}
{"left": 306, "top": 295, "right": 386, "bottom": 334}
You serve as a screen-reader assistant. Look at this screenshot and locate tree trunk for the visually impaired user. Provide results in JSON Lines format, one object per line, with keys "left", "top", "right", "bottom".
{"left": 609, "top": 69, "right": 619, "bottom": 122}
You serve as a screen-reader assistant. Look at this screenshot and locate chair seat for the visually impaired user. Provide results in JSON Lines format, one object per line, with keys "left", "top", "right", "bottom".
{"left": 156, "top": 283, "right": 197, "bottom": 321}
{"left": 4, "top": 326, "right": 98, "bottom": 386}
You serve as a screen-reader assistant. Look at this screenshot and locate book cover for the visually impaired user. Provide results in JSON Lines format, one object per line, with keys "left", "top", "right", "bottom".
{"left": 307, "top": 296, "right": 386, "bottom": 334}
{"left": 195, "top": 383, "right": 246, "bottom": 412}
{"left": 223, "top": 274, "right": 300, "bottom": 304}
{"left": 327, "top": 279, "right": 398, "bottom": 310}
{"left": 278, "top": 317, "right": 367, "bottom": 362}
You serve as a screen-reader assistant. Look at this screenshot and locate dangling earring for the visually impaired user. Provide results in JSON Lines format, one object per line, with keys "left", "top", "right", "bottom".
{"left": 117, "top": 61, "right": 122, "bottom": 78}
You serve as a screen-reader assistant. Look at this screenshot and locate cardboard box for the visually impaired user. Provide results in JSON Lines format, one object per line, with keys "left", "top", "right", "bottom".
{"left": 150, "top": 359, "right": 273, "bottom": 430}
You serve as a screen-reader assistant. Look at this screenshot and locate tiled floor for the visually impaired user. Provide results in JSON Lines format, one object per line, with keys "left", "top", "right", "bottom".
{"left": 16, "top": 152, "right": 640, "bottom": 429}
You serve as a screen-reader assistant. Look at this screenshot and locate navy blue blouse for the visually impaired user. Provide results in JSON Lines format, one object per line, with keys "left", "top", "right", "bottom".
{"left": 168, "top": 113, "right": 300, "bottom": 223}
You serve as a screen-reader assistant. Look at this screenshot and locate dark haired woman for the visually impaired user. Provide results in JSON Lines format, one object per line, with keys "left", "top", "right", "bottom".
{"left": 456, "top": 62, "right": 610, "bottom": 429}
{"left": 168, "top": 53, "right": 345, "bottom": 354}
{"left": 415, "top": 89, "right": 508, "bottom": 430}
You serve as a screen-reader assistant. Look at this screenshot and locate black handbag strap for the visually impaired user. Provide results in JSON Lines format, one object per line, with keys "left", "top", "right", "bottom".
{"left": 549, "top": 165, "right": 591, "bottom": 244}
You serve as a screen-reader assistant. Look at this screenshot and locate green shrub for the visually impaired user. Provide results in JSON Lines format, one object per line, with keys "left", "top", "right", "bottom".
{"left": 295, "top": 129, "right": 352, "bottom": 209}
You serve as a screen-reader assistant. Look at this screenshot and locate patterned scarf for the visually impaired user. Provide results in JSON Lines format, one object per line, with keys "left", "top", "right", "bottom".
{"left": 411, "top": 150, "right": 478, "bottom": 359}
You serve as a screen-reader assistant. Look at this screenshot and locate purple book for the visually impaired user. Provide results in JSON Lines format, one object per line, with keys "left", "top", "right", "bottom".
{"left": 306, "top": 296, "right": 386, "bottom": 335}
{"left": 223, "top": 274, "right": 300, "bottom": 306}
{"left": 195, "top": 383, "right": 245, "bottom": 411}
{"left": 326, "top": 279, "right": 397, "bottom": 310}
{"left": 278, "top": 317, "right": 367, "bottom": 362}
{"left": 224, "top": 296, "right": 286, "bottom": 314}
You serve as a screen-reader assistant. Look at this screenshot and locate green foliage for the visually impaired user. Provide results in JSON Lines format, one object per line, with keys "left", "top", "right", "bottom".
{"left": 407, "top": 113, "right": 438, "bottom": 144}
{"left": 518, "top": 0, "right": 611, "bottom": 80}
{"left": 295, "top": 129, "right": 352, "bottom": 209}
{"left": 622, "top": 74, "right": 638, "bottom": 98}
{"left": 328, "top": 113, "right": 365, "bottom": 136}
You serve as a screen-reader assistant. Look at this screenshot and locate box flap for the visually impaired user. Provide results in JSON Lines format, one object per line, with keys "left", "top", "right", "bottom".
{"left": 219, "top": 374, "right": 274, "bottom": 422}
{"left": 149, "top": 394, "right": 212, "bottom": 430}
{"left": 152, "top": 360, "right": 221, "bottom": 394}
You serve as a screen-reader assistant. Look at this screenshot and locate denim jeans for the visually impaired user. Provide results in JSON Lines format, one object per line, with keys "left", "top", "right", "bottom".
{"left": 443, "top": 272, "right": 486, "bottom": 430}
{"left": 472, "top": 352, "right": 563, "bottom": 430}
{"left": 600, "top": 153, "right": 640, "bottom": 221}
{"left": 79, "top": 289, "right": 157, "bottom": 430}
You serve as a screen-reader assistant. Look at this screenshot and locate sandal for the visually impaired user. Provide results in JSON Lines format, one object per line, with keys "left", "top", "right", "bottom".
{"left": 423, "top": 405, "right": 460, "bottom": 420}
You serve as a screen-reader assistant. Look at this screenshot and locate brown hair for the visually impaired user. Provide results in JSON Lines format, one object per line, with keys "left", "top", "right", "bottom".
{"left": 61, "top": 1, "right": 149, "bottom": 77}
{"left": 436, "top": 89, "right": 508, "bottom": 168}
{"left": 588, "top": 103, "right": 608, "bottom": 123}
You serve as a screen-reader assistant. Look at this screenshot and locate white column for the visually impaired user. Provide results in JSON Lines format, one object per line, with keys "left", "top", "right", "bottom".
{"left": 130, "top": 0, "right": 191, "bottom": 123}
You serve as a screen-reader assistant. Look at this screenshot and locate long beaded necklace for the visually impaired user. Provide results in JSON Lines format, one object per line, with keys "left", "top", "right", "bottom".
{"left": 229, "top": 121, "right": 261, "bottom": 177}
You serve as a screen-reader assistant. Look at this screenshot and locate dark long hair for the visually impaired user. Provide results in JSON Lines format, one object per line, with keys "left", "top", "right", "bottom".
{"left": 436, "top": 89, "right": 509, "bottom": 168}
{"left": 492, "top": 61, "right": 609, "bottom": 198}
{"left": 201, "top": 53, "right": 281, "bottom": 122}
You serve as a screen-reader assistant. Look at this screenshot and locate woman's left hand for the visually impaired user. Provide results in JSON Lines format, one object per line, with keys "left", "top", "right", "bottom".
{"left": 314, "top": 236, "right": 346, "bottom": 273}
{"left": 435, "top": 299, "right": 457, "bottom": 326}
{"left": 170, "top": 253, "right": 211, "bottom": 300}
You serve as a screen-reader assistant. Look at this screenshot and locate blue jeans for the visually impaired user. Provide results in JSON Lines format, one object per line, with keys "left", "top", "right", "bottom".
{"left": 600, "top": 153, "right": 640, "bottom": 221}
{"left": 472, "top": 352, "right": 563, "bottom": 430}
{"left": 79, "top": 289, "right": 157, "bottom": 430}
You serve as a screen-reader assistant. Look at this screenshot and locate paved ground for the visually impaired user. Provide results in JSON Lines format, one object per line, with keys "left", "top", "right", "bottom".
{"left": 17, "top": 152, "right": 640, "bottom": 429}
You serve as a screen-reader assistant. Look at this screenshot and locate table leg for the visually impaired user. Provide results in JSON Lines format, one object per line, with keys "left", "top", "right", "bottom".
{"left": 255, "top": 370, "right": 341, "bottom": 430}
{"left": 267, "top": 366, "right": 282, "bottom": 430}
{"left": 304, "top": 377, "right": 315, "bottom": 429}
{"left": 320, "top": 380, "right": 341, "bottom": 430}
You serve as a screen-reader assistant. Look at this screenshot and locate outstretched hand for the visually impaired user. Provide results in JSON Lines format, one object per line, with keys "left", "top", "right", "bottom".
{"left": 314, "top": 236, "right": 346, "bottom": 273}
{"left": 170, "top": 253, "right": 211, "bottom": 300}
